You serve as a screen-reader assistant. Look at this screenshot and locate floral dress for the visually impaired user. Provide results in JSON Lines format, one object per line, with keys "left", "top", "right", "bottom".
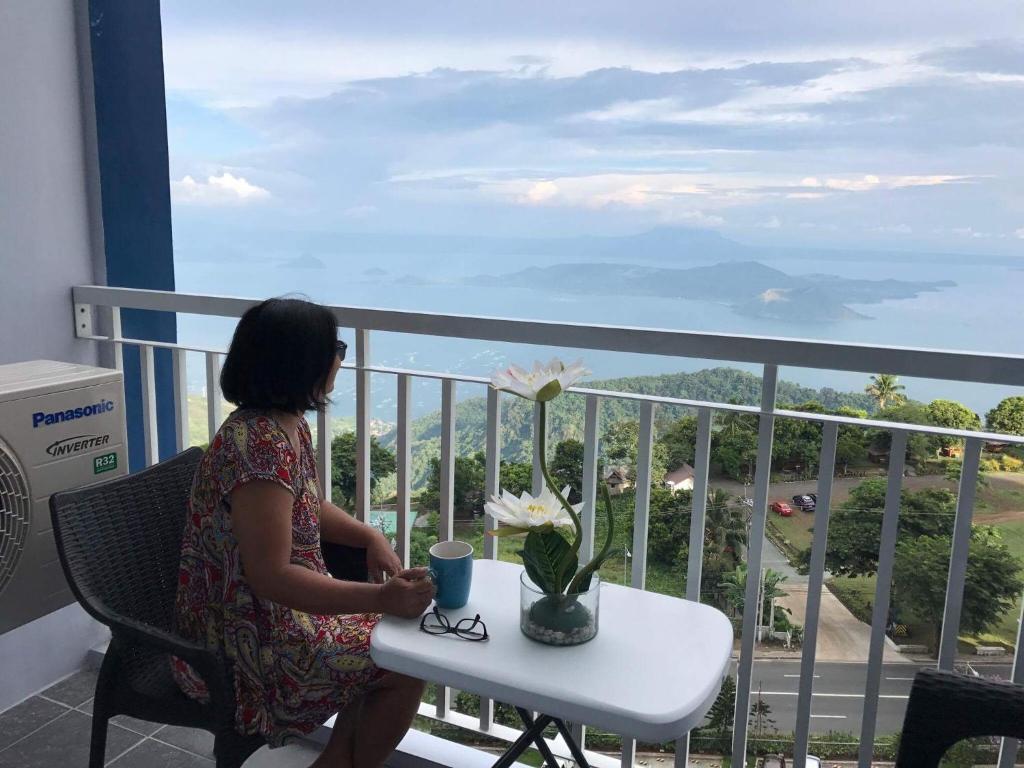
{"left": 172, "top": 410, "right": 385, "bottom": 746}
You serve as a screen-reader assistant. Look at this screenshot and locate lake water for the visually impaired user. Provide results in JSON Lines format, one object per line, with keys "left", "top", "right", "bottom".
{"left": 175, "top": 249, "right": 1024, "bottom": 421}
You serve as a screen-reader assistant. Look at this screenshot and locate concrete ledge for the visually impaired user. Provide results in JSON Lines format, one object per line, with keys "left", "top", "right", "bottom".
{"left": 975, "top": 646, "right": 1007, "bottom": 656}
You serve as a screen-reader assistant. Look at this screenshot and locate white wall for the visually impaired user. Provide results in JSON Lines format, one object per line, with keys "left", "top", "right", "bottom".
{"left": 0, "top": 0, "right": 103, "bottom": 368}
{"left": 0, "top": 0, "right": 109, "bottom": 713}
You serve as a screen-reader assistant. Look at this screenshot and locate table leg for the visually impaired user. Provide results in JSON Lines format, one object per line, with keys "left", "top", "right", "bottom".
{"left": 491, "top": 713, "right": 555, "bottom": 768}
{"left": 552, "top": 718, "right": 592, "bottom": 768}
{"left": 489, "top": 709, "right": 592, "bottom": 768}
{"left": 515, "top": 708, "right": 562, "bottom": 768}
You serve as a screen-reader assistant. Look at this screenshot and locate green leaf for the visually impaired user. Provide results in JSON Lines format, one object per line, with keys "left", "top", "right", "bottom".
{"left": 522, "top": 530, "right": 576, "bottom": 594}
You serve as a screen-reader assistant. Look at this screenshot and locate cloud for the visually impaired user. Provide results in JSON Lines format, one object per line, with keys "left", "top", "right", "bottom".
{"left": 170, "top": 172, "right": 270, "bottom": 205}
{"left": 1016, "top": 227, "right": 1024, "bottom": 239}
{"left": 759, "top": 216, "right": 782, "bottom": 229}
{"left": 872, "top": 224, "right": 913, "bottom": 234}
{"left": 917, "top": 39, "right": 1024, "bottom": 76}
{"left": 951, "top": 226, "right": 992, "bottom": 238}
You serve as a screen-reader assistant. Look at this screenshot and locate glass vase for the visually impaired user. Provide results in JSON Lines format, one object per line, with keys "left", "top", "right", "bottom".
{"left": 520, "top": 571, "right": 600, "bottom": 646}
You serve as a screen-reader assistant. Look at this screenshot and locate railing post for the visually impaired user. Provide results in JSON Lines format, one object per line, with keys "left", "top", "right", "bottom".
{"left": 631, "top": 400, "right": 656, "bottom": 589}
{"left": 110, "top": 306, "right": 123, "bottom": 371}
{"left": 793, "top": 421, "right": 839, "bottom": 768}
{"left": 732, "top": 364, "right": 778, "bottom": 764}
{"left": 532, "top": 402, "right": 544, "bottom": 496}
{"left": 676, "top": 406, "right": 713, "bottom": 768}
{"left": 483, "top": 387, "right": 501, "bottom": 558}
{"left": 316, "top": 407, "right": 332, "bottom": 504}
{"left": 396, "top": 374, "right": 413, "bottom": 567}
{"left": 139, "top": 345, "right": 159, "bottom": 466}
{"left": 581, "top": 395, "right": 601, "bottom": 565}
{"left": 204, "top": 351, "right": 222, "bottom": 442}
{"left": 355, "top": 329, "right": 371, "bottom": 522}
{"left": 172, "top": 347, "right": 189, "bottom": 452}
{"left": 436, "top": 378, "right": 456, "bottom": 720}
{"left": 481, "top": 384, "right": 502, "bottom": 732}
{"left": 997, "top": 591, "right": 1024, "bottom": 768}
{"left": 858, "top": 430, "right": 908, "bottom": 768}
{"left": 938, "top": 437, "right": 983, "bottom": 669}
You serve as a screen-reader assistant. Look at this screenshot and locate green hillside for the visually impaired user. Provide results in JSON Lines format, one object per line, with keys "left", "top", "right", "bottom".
{"left": 379, "top": 367, "right": 876, "bottom": 489}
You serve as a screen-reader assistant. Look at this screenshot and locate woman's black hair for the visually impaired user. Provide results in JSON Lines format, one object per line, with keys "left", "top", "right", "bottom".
{"left": 220, "top": 297, "right": 338, "bottom": 413}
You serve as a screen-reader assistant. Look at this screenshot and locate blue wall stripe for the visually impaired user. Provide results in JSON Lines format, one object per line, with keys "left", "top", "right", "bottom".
{"left": 88, "top": 0, "right": 179, "bottom": 469}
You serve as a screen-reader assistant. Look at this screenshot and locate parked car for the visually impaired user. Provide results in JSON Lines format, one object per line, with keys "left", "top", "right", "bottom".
{"left": 771, "top": 501, "right": 793, "bottom": 516}
{"left": 792, "top": 493, "right": 816, "bottom": 512}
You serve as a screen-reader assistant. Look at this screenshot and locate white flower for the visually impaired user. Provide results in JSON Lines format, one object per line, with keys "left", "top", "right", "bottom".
{"left": 484, "top": 485, "right": 582, "bottom": 534}
{"left": 490, "top": 358, "right": 590, "bottom": 402}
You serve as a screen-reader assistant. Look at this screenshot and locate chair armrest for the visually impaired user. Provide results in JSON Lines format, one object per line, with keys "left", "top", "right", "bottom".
{"left": 897, "top": 669, "right": 1024, "bottom": 768}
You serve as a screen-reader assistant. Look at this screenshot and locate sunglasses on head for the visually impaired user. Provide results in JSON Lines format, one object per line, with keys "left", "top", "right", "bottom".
{"left": 336, "top": 340, "right": 347, "bottom": 361}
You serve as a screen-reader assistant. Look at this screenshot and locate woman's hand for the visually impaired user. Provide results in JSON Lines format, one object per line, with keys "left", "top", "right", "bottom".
{"left": 379, "top": 568, "right": 435, "bottom": 618}
{"left": 366, "top": 532, "right": 404, "bottom": 583}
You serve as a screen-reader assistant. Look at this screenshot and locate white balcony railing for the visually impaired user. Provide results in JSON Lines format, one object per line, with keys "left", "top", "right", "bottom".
{"left": 72, "top": 284, "right": 1024, "bottom": 768}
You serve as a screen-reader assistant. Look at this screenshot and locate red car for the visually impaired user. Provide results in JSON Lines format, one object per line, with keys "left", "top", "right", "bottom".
{"left": 771, "top": 501, "right": 793, "bottom": 517}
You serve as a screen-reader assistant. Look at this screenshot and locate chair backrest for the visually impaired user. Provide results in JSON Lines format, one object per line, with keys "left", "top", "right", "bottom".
{"left": 50, "top": 447, "right": 204, "bottom": 634}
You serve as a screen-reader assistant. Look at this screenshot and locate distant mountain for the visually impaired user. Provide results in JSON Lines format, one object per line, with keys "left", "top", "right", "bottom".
{"left": 180, "top": 223, "right": 1022, "bottom": 268}
{"left": 466, "top": 260, "right": 953, "bottom": 322}
{"left": 378, "top": 366, "right": 876, "bottom": 489}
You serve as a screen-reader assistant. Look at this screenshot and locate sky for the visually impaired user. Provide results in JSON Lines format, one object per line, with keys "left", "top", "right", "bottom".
{"left": 159, "top": 1, "right": 1024, "bottom": 254}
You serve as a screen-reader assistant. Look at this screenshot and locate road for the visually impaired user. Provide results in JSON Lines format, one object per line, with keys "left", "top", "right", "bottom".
{"left": 738, "top": 659, "right": 1014, "bottom": 737}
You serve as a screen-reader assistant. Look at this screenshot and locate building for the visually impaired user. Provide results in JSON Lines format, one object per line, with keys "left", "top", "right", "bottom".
{"left": 663, "top": 463, "right": 695, "bottom": 494}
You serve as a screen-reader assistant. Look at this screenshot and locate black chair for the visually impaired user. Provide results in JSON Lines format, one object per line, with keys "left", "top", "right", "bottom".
{"left": 896, "top": 668, "right": 1024, "bottom": 768}
{"left": 50, "top": 447, "right": 369, "bottom": 768}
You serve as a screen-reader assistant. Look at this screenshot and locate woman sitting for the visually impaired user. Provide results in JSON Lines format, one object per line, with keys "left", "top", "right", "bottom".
{"left": 173, "top": 297, "right": 435, "bottom": 767}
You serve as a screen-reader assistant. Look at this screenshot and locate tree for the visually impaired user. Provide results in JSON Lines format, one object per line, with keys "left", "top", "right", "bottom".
{"left": 823, "top": 480, "right": 957, "bottom": 577}
{"left": 719, "top": 563, "right": 748, "bottom": 615}
{"left": 704, "top": 488, "right": 747, "bottom": 562}
{"left": 869, "top": 401, "right": 939, "bottom": 467}
{"left": 499, "top": 460, "right": 533, "bottom": 496}
{"left": 647, "top": 486, "right": 692, "bottom": 568}
{"left": 603, "top": 419, "right": 668, "bottom": 484}
{"left": 772, "top": 402, "right": 825, "bottom": 473}
{"left": 703, "top": 674, "right": 736, "bottom": 753}
{"left": 714, "top": 429, "right": 758, "bottom": 481}
{"left": 419, "top": 452, "right": 485, "bottom": 517}
{"left": 659, "top": 414, "right": 698, "bottom": 470}
{"left": 550, "top": 439, "right": 585, "bottom": 504}
{"left": 927, "top": 399, "right": 981, "bottom": 439}
{"left": 331, "top": 432, "right": 396, "bottom": 509}
{"left": 986, "top": 396, "right": 1024, "bottom": 436}
{"left": 865, "top": 374, "right": 906, "bottom": 411}
{"left": 893, "top": 527, "right": 1023, "bottom": 649}
{"left": 749, "top": 686, "right": 776, "bottom": 737}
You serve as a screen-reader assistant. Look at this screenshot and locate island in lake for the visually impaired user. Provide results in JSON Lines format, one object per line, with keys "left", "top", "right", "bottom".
{"left": 466, "top": 261, "right": 955, "bottom": 323}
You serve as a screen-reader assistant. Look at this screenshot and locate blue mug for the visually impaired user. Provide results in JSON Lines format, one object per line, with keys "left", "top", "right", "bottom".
{"left": 428, "top": 540, "right": 473, "bottom": 610}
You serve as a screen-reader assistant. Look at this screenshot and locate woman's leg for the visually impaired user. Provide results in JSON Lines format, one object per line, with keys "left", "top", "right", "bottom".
{"left": 350, "top": 672, "right": 426, "bottom": 768}
{"left": 310, "top": 698, "right": 362, "bottom": 768}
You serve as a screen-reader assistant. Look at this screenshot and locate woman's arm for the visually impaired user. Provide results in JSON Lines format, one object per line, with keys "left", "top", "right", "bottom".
{"left": 320, "top": 498, "right": 404, "bottom": 583}
{"left": 320, "top": 498, "right": 377, "bottom": 548}
{"left": 231, "top": 480, "right": 432, "bottom": 616}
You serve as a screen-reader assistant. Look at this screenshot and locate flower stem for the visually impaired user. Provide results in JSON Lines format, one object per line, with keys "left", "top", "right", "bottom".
{"left": 537, "top": 400, "right": 583, "bottom": 590}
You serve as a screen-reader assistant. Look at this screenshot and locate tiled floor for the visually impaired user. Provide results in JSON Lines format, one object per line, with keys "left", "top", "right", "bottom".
{"left": 0, "top": 668, "right": 322, "bottom": 768}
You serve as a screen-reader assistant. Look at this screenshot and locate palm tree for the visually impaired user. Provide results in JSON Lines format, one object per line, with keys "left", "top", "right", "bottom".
{"left": 865, "top": 374, "right": 906, "bottom": 411}
{"left": 718, "top": 563, "right": 748, "bottom": 615}
{"left": 704, "top": 489, "right": 748, "bottom": 562}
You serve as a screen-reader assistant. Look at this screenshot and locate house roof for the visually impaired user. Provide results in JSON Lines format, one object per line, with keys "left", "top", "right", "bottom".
{"left": 664, "top": 463, "right": 695, "bottom": 484}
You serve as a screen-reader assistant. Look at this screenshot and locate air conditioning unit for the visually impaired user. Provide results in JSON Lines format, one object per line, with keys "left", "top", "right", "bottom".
{"left": 0, "top": 360, "right": 128, "bottom": 636}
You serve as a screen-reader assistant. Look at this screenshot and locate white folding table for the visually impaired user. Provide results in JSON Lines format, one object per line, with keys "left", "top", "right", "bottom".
{"left": 371, "top": 560, "right": 733, "bottom": 767}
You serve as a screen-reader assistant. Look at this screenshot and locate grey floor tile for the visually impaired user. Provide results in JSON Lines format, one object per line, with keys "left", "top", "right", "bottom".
{"left": 107, "top": 739, "right": 213, "bottom": 767}
{"left": 0, "top": 710, "right": 140, "bottom": 768}
{"left": 244, "top": 742, "right": 323, "bottom": 767}
{"left": 41, "top": 668, "right": 99, "bottom": 707}
{"left": 77, "top": 700, "right": 164, "bottom": 736}
{"left": 151, "top": 725, "right": 214, "bottom": 758}
{"left": 0, "top": 696, "right": 70, "bottom": 750}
